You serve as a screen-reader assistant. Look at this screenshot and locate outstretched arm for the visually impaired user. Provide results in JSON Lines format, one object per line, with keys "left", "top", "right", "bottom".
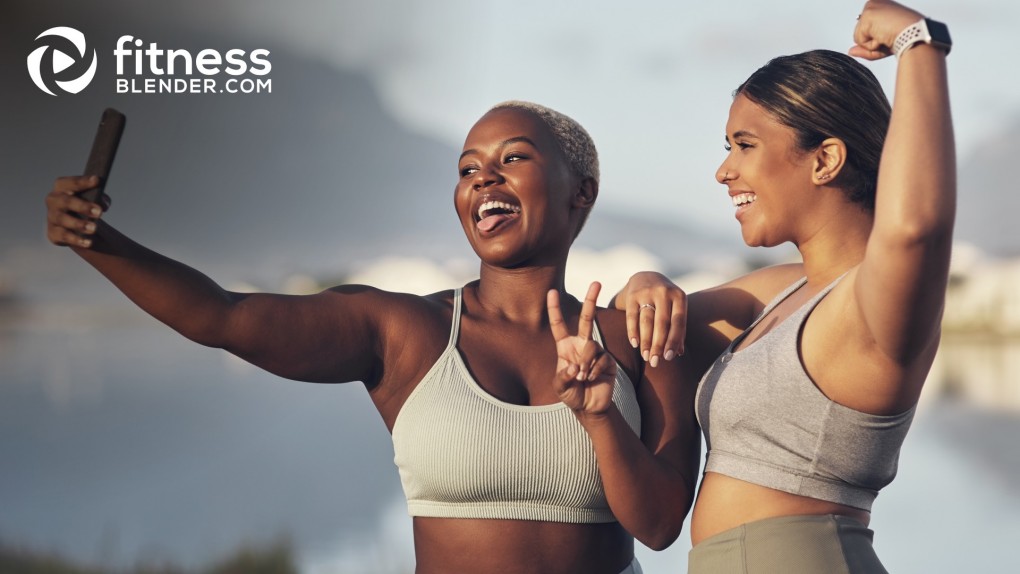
{"left": 46, "top": 175, "right": 382, "bottom": 384}
{"left": 549, "top": 283, "right": 699, "bottom": 550}
{"left": 849, "top": 2, "right": 955, "bottom": 372}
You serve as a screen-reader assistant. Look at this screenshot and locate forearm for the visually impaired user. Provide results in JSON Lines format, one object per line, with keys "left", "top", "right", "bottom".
{"left": 578, "top": 408, "right": 693, "bottom": 550}
{"left": 72, "top": 219, "right": 236, "bottom": 346}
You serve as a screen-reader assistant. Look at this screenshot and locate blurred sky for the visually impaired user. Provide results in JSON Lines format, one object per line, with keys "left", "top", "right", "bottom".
{"left": 17, "top": 0, "right": 1015, "bottom": 231}
{"left": 173, "top": 0, "right": 1020, "bottom": 226}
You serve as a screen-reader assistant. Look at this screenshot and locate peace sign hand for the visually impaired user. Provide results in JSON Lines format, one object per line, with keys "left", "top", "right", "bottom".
{"left": 547, "top": 282, "right": 617, "bottom": 418}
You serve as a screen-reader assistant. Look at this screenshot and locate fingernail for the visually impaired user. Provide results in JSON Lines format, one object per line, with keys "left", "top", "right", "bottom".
{"left": 664, "top": 349, "right": 676, "bottom": 361}
{"left": 642, "top": 350, "right": 649, "bottom": 362}
{"left": 81, "top": 238, "right": 92, "bottom": 247}
{"left": 651, "top": 355, "right": 660, "bottom": 368}
{"left": 85, "top": 222, "right": 96, "bottom": 233}
{"left": 630, "top": 338, "right": 638, "bottom": 348}
{"left": 577, "top": 370, "right": 586, "bottom": 382}
{"left": 91, "top": 207, "right": 101, "bottom": 217}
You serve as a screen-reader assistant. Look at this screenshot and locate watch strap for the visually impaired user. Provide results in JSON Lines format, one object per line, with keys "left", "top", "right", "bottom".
{"left": 893, "top": 18, "right": 951, "bottom": 58}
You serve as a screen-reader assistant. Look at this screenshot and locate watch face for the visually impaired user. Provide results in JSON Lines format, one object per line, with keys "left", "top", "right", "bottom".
{"left": 926, "top": 19, "right": 952, "bottom": 48}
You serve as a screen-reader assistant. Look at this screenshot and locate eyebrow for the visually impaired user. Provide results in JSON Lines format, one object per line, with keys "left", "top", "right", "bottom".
{"left": 725, "top": 130, "right": 759, "bottom": 142}
{"left": 459, "top": 136, "right": 540, "bottom": 161}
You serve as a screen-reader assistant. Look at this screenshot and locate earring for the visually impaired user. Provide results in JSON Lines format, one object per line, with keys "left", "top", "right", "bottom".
{"left": 819, "top": 173, "right": 831, "bottom": 180}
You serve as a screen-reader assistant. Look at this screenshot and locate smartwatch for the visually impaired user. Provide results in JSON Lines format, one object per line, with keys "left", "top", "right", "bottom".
{"left": 893, "top": 18, "right": 952, "bottom": 58}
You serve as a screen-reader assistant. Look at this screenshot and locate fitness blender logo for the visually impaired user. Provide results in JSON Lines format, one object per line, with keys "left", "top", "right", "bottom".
{"left": 113, "top": 35, "right": 272, "bottom": 94}
{"left": 27, "top": 27, "right": 272, "bottom": 96}
{"left": 27, "top": 27, "right": 97, "bottom": 96}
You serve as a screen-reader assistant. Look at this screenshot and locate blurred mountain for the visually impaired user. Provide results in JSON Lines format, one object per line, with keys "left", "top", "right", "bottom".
{"left": 5, "top": 1, "right": 1018, "bottom": 300}
{"left": 1, "top": 4, "right": 469, "bottom": 271}
{"left": 2, "top": 2, "right": 749, "bottom": 299}
{"left": 956, "top": 120, "right": 1020, "bottom": 257}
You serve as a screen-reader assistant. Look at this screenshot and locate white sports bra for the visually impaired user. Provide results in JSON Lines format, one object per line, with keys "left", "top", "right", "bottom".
{"left": 391, "top": 288, "right": 642, "bottom": 523}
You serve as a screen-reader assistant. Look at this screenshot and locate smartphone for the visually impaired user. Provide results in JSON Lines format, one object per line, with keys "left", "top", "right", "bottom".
{"left": 80, "top": 108, "right": 126, "bottom": 203}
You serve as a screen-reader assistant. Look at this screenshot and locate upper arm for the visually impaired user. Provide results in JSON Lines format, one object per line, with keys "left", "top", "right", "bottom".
{"left": 637, "top": 355, "right": 702, "bottom": 498}
{"left": 219, "top": 285, "right": 410, "bottom": 385}
{"left": 685, "top": 263, "right": 805, "bottom": 355}
{"left": 852, "top": 234, "right": 950, "bottom": 365}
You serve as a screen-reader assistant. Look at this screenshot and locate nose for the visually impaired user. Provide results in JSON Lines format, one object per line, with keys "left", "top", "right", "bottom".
{"left": 473, "top": 163, "right": 504, "bottom": 190}
{"left": 716, "top": 158, "right": 735, "bottom": 184}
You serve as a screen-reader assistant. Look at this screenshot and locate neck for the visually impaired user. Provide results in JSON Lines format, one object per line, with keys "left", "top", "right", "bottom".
{"left": 794, "top": 204, "right": 873, "bottom": 285}
{"left": 473, "top": 262, "right": 572, "bottom": 326}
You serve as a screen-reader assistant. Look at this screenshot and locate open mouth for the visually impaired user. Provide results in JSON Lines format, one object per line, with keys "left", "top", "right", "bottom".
{"left": 732, "top": 192, "right": 756, "bottom": 209}
{"left": 476, "top": 199, "right": 522, "bottom": 233}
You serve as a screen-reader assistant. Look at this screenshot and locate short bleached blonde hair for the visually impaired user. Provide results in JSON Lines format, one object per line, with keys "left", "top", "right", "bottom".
{"left": 489, "top": 100, "right": 600, "bottom": 183}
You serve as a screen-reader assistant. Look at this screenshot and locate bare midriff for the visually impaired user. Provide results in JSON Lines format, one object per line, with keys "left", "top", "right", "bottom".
{"left": 691, "top": 472, "right": 871, "bottom": 546}
{"left": 411, "top": 517, "right": 633, "bottom": 574}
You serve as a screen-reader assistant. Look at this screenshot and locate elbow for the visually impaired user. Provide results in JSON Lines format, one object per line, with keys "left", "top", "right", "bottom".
{"left": 171, "top": 308, "right": 234, "bottom": 349}
{"left": 633, "top": 511, "right": 685, "bottom": 551}
{"left": 175, "top": 324, "right": 226, "bottom": 349}
{"left": 637, "top": 524, "right": 682, "bottom": 551}
{"left": 880, "top": 194, "right": 956, "bottom": 247}
{"left": 876, "top": 212, "right": 955, "bottom": 251}
{"left": 900, "top": 219, "right": 955, "bottom": 247}
{"left": 640, "top": 535, "right": 678, "bottom": 552}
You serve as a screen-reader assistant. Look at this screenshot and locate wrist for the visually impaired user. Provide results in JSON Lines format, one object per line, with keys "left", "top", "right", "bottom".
{"left": 574, "top": 408, "right": 614, "bottom": 428}
{"left": 893, "top": 17, "right": 952, "bottom": 59}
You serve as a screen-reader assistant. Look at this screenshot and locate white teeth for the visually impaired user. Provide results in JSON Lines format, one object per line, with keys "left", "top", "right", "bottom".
{"left": 732, "top": 193, "right": 756, "bottom": 207}
{"left": 477, "top": 200, "right": 521, "bottom": 219}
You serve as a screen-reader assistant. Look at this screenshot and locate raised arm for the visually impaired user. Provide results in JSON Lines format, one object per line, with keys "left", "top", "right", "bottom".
{"left": 549, "top": 283, "right": 700, "bottom": 549}
{"left": 46, "top": 175, "right": 383, "bottom": 384}
{"left": 850, "top": 1, "right": 955, "bottom": 367}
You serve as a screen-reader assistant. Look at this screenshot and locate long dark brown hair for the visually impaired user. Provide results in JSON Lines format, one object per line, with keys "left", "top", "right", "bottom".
{"left": 736, "top": 49, "right": 891, "bottom": 211}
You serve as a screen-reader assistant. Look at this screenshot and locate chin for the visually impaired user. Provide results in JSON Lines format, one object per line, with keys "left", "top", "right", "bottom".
{"left": 739, "top": 229, "right": 763, "bottom": 248}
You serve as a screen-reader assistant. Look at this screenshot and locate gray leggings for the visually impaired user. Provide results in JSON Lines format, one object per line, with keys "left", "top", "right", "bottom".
{"left": 688, "top": 514, "right": 888, "bottom": 574}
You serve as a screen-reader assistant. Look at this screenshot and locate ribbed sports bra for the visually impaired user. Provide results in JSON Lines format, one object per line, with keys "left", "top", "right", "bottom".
{"left": 696, "top": 276, "right": 915, "bottom": 512}
{"left": 392, "top": 288, "right": 642, "bottom": 523}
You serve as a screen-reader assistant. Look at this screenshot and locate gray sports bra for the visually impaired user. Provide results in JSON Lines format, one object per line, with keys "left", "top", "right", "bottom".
{"left": 696, "top": 276, "right": 915, "bottom": 511}
{"left": 392, "top": 288, "right": 642, "bottom": 522}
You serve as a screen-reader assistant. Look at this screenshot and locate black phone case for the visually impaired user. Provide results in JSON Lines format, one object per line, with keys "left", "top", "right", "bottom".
{"left": 80, "top": 108, "right": 126, "bottom": 203}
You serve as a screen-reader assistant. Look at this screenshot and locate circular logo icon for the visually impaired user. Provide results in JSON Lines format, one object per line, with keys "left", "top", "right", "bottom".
{"left": 27, "top": 27, "right": 97, "bottom": 96}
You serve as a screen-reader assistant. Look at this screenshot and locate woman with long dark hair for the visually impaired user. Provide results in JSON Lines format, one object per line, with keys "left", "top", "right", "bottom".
{"left": 613, "top": 1, "right": 955, "bottom": 570}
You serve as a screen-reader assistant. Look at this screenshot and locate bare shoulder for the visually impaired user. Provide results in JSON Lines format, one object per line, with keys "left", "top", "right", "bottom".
{"left": 315, "top": 283, "right": 454, "bottom": 326}
{"left": 325, "top": 285, "right": 458, "bottom": 425}
{"left": 687, "top": 263, "right": 805, "bottom": 337}
{"left": 701, "top": 263, "right": 805, "bottom": 301}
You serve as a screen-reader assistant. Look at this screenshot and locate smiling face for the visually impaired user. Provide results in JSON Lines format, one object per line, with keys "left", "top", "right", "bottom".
{"left": 455, "top": 107, "right": 582, "bottom": 267}
{"left": 716, "top": 94, "right": 819, "bottom": 248}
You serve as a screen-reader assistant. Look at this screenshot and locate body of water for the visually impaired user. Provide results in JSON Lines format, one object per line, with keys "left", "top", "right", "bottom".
{"left": 2, "top": 303, "right": 1018, "bottom": 573}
